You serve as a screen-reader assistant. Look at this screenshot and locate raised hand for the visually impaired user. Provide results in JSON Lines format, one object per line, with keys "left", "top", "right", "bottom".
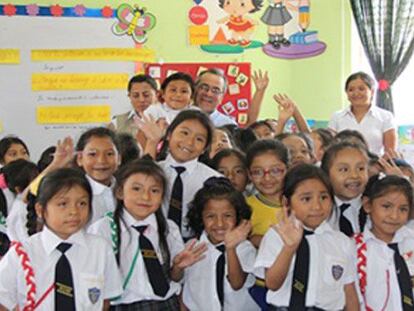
{"left": 134, "top": 114, "right": 165, "bottom": 143}
{"left": 252, "top": 70, "right": 269, "bottom": 91}
{"left": 273, "top": 206, "right": 303, "bottom": 250}
{"left": 224, "top": 220, "right": 252, "bottom": 249}
{"left": 51, "top": 136, "right": 75, "bottom": 168}
{"left": 378, "top": 156, "right": 405, "bottom": 178}
{"left": 173, "top": 239, "right": 207, "bottom": 270}
{"left": 274, "top": 94, "right": 296, "bottom": 121}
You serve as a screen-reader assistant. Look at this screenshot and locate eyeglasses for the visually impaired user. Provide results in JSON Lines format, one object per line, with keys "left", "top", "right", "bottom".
{"left": 198, "top": 83, "right": 224, "bottom": 95}
{"left": 250, "top": 167, "right": 286, "bottom": 179}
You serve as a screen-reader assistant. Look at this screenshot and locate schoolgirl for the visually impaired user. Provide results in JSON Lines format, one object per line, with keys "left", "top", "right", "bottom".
{"left": 145, "top": 72, "right": 195, "bottom": 125}
{"left": 245, "top": 139, "right": 289, "bottom": 248}
{"left": 89, "top": 158, "right": 206, "bottom": 310}
{"left": 0, "top": 168, "right": 123, "bottom": 310}
{"left": 158, "top": 110, "right": 221, "bottom": 239}
{"left": 183, "top": 177, "right": 259, "bottom": 310}
{"left": 354, "top": 174, "right": 414, "bottom": 310}
{"left": 255, "top": 164, "right": 359, "bottom": 310}
{"left": 321, "top": 141, "right": 369, "bottom": 236}
{"left": 76, "top": 127, "right": 120, "bottom": 225}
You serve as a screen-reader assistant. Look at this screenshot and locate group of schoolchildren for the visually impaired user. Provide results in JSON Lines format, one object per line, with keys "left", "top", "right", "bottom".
{"left": 0, "top": 69, "right": 413, "bottom": 311}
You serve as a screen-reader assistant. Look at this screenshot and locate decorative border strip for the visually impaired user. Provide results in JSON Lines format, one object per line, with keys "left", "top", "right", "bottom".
{"left": 0, "top": 4, "right": 116, "bottom": 18}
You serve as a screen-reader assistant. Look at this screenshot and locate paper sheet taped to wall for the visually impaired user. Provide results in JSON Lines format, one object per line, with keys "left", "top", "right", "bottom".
{"left": 32, "top": 73, "right": 129, "bottom": 91}
{"left": 0, "top": 49, "right": 20, "bottom": 64}
{"left": 31, "top": 48, "right": 155, "bottom": 62}
{"left": 37, "top": 105, "right": 111, "bottom": 124}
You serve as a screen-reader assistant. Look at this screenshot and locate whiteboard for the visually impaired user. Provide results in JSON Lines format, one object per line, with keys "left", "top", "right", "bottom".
{"left": 0, "top": 16, "right": 139, "bottom": 160}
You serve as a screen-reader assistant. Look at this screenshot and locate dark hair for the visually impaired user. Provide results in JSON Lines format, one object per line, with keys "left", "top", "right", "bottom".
{"left": 199, "top": 127, "right": 235, "bottom": 165}
{"left": 76, "top": 127, "right": 120, "bottom": 153}
{"left": 26, "top": 168, "right": 92, "bottom": 236}
{"left": 363, "top": 174, "right": 413, "bottom": 211}
{"left": 210, "top": 148, "right": 247, "bottom": 171}
{"left": 249, "top": 120, "right": 274, "bottom": 133}
{"left": 218, "top": 0, "right": 263, "bottom": 12}
{"left": 157, "top": 110, "right": 214, "bottom": 161}
{"left": 246, "top": 139, "right": 289, "bottom": 169}
{"left": 283, "top": 164, "right": 334, "bottom": 203}
{"left": 112, "top": 157, "right": 170, "bottom": 265}
{"left": 334, "top": 129, "right": 369, "bottom": 149}
{"left": 0, "top": 136, "right": 29, "bottom": 164}
{"left": 3, "top": 159, "right": 39, "bottom": 195}
{"left": 187, "top": 177, "right": 251, "bottom": 237}
{"left": 37, "top": 146, "right": 56, "bottom": 172}
{"left": 116, "top": 133, "right": 140, "bottom": 167}
{"left": 312, "top": 128, "right": 334, "bottom": 150}
{"left": 232, "top": 127, "right": 258, "bottom": 153}
{"left": 321, "top": 141, "right": 369, "bottom": 174}
{"left": 345, "top": 71, "right": 375, "bottom": 91}
{"left": 160, "top": 72, "right": 195, "bottom": 96}
{"left": 128, "top": 74, "right": 158, "bottom": 92}
{"left": 196, "top": 68, "right": 228, "bottom": 92}
{"left": 276, "top": 132, "right": 315, "bottom": 155}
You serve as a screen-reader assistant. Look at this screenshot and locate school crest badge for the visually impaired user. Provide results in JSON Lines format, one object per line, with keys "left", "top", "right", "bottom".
{"left": 331, "top": 265, "right": 344, "bottom": 281}
{"left": 88, "top": 287, "right": 101, "bottom": 304}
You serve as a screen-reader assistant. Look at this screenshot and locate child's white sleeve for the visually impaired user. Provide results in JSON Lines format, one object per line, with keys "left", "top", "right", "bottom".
{"left": 254, "top": 229, "right": 283, "bottom": 279}
{"left": 342, "top": 237, "right": 358, "bottom": 285}
{"left": 102, "top": 241, "right": 123, "bottom": 300}
{"left": 0, "top": 247, "right": 19, "bottom": 309}
{"left": 236, "top": 240, "right": 257, "bottom": 274}
{"left": 167, "top": 220, "right": 185, "bottom": 262}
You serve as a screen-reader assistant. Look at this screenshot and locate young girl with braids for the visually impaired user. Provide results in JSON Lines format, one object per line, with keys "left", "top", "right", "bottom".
{"left": 0, "top": 168, "right": 122, "bottom": 310}
{"left": 88, "top": 158, "right": 206, "bottom": 310}
{"left": 183, "top": 177, "right": 258, "bottom": 310}
{"left": 354, "top": 174, "right": 414, "bottom": 310}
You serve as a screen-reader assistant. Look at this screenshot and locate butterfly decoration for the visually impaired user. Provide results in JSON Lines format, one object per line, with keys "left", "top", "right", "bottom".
{"left": 112, "top": 4, "right": 156, "bottom": 44}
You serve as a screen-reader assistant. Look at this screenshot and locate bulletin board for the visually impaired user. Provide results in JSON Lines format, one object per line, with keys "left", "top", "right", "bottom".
{"left": 0, "top": 3, "right": 157, "bottom": 160}
{"left": 145, "top": 62, "right": 251, "bottom": 125}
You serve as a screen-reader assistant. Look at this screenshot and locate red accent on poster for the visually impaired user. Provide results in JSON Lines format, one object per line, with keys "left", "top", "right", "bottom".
{"left": 145, "top": 62, "right": 251, "bottom": 126}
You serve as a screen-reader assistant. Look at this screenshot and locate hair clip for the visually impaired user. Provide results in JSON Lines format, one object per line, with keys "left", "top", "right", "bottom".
{"left": 0, "top": 174, "right": 7, "bottom": 190}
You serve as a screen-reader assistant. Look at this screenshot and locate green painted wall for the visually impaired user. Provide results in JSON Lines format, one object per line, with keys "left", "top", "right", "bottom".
{"left": 7, "top": 0, "right": 352, "bottom": 121}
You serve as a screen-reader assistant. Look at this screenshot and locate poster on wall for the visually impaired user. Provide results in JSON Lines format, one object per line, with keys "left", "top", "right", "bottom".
{"left": 145, "top": 62, "right": 251, "bottom": 126}
{"left": 187, "top": 0, "right": 326, "bottom": 59}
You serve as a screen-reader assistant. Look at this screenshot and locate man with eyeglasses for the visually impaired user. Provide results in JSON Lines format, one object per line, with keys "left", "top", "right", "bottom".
{"left": 194, "top": 68, "right": 268, "bottom": 127}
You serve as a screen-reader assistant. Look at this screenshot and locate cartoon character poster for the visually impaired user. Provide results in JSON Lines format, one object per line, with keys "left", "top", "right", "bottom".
{"left": 188, "top": 0, "right": 326, "bottom": 59}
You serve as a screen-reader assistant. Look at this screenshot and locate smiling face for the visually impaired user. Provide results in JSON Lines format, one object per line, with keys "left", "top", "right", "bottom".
{"left": 222, "top": 0, "right": 255, "bottom": 15}
{"left": 217, "top": 154, "right": 248, "bottom": 192}
{"left": 209, "top": 129, "right": 232, "bottom": 159}
{"left": 162, "top": 80, "right": 192, "bottom": 110}
{"left": 3, "top": 143, "right": 29, "bottom": 165}
{"left": 117, "top": 173, "right": 164, "bottom": 221}
{"left": 76, "top": 136, "right": 120, "bottom": 186}
{"left": 289, "top": 178, "right": 332, "bottom": 229}
{"left": 194, "top": 73, "right": 225, "bottom": 114}
{"left": 249, "top": 152, "right": 287, "bottom": 201}
{"left": 128, "top": 82, "right": 157, "bottom": 115}
{"left": 168, "top": 119, "right": 208, "bottom": 163}
{"left": 346, "top": 78, "right": 373, "bottom": 108}
{"left": 282, "top": 135, "right": 313, "bottom": 167}
{"left": 37, "top": 185, "right": 90, "bottom": 240}
{"left": 365, "top": 190, "right": 410, "bottom": 243}
{"left": 202, "top": 198, "right": 237, "bottom": 245}
{"left": 328, "top": 148, "right": 369, "bottom": 201}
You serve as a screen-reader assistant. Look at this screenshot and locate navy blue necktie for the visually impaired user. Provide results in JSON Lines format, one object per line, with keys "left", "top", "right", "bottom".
{"left": 388, "top": 243, "right": 414, "bottom": 310}
{"left": 55, "top": 243, "right": 75, "bottom": 311}
{"left": 339, "top": 203, "right": 354, "bottom": 237}
{"left": 216, "top": 244, "right": 226, "bottom": 307}
{"left": 289, "top": 230, "right": 314, "bottom": 309}
{"left": 134, "top": 225, "right": 170, "bottom": 297}
{"left": 168, "top": 166, "right": 186, "bottom": 228}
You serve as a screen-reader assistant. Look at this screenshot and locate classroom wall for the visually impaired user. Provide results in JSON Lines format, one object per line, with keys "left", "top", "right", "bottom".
{"left": 2, "top": 0, "right": 352, "bottom": 158}
{"left": 6, "top": 0, "right": 352, "bottom": 120}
